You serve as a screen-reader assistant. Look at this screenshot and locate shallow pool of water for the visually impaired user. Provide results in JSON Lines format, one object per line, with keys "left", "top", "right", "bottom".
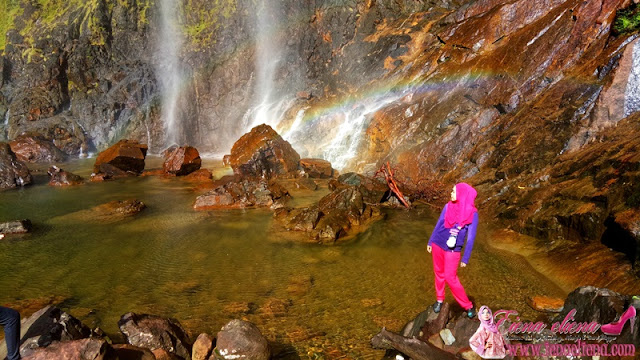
{"left": 0, "top": 157, "right": 566, "bottom": 358}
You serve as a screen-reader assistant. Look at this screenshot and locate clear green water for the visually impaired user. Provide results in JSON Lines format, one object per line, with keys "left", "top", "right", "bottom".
{"left": 0, "top": 157, "right": 565, "bottom": 358}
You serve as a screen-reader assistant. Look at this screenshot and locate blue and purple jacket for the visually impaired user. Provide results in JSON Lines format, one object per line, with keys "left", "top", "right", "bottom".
{"left": 427, "top": 203, "right": 479, "bottom": 264}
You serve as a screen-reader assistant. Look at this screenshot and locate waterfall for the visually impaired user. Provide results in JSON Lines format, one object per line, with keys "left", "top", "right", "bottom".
{"left": 255, "top": 0, "right": 282, "bottom": 112}
{"left": 624, "top": 40, "right": 640, "bottom": 117}
{"left": 4, "top": 110, "right": 9, "bottom": 126}
{"left": 156, "top": 0, "right": 185, "bottom": 148}
{"left": 241, "top": 0, "right": 287, "bottom": 134}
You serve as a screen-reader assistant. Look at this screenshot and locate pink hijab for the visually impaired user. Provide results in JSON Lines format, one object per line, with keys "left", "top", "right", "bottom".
{"left": 479, "top": 306, "right": 499, "bottom": 333}
{"left": 444, "top": 183, "right": 478, "bottom": 228}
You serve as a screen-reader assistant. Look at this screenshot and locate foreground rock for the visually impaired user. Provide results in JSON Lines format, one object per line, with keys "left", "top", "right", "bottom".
{"left": 9, "top": 133, "right": 67, "bottom": 163}
{"left": 52, "top": 199, "right": 146, "bottom": 224}
{"left": 92, "top": 140, "right": 148, "bottom": 180}
{"left": 163, "top": 146, "right": 202, "bottom": 176}
{"left": 554, "top": 286, "right": 639, "bottom": 347}
{"left": 16, "top": 305, "right": 92, "bottom": 356}
{"left": 191, "top": 333, "right": 213, "bottom": 360}
{"left": 0, "top": 142, "right": 32, "bottom": 190}
{"left": 21, "top": 338, "right": 115, "bottom": 360}
{"left": 48, "top": 166, "right": 84, "bottom": 186}
{"left": 118, "top": 312, "right": 192, "bottom": 360}
{"left": 112, "top": 344, "right": 155, "bottom": 360}
{"left": 299, "top": 158, "right": 334, "bottom": 178}
{"left": 275, "top": 185, "right": 383, "bottom": 243}
{"left": 214, "top": 319, "right": 270, "bottom": 360}
{"left": 0, "top": 219, "right": 32, "bottom": 234}
{"left": 194, "top": 175, "right": 290, "bottom": 210}
{"left": 228, "top": 124, "right": 300, "bottom": 179}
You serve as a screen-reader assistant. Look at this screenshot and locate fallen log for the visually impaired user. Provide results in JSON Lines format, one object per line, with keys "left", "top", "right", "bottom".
{"left": 371, "top": 327, "right": 457, "bottom": 360}
{"left": 375, "top": 162, "right": 410, "bottom": 208}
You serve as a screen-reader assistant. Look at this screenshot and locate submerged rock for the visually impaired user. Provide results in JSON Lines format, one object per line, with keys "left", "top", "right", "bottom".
{"left": 9, "top": 133, "right": 67, "bottom": 163}
{"left": 52, "top": 199, "right": 146, "bottom": 224}
{"left": 228, "top": 124, "right": 300, "bottom": 179}
{"left": 0, "top": 142, "right": 32, "bottom": 190}
{"left": 163, "top": 146, "right": 202, "bottom": 176}
{"left": 214, "top": 319, "right": 270, "bottom": 360}
{"left": 194, "top": 175, "right": 290, "bottom": 210}
{"left": 118, "top": 312, "right": 192, "bottom": 360}
{"left": 276, "top": 185, "right": 384, "bottom": 244}
{"left": 0, "top": 219, "right": 32, "bottom": 234}
{"left": 92, "top": 139, "right": 148, "bottom": 179}
{"left": 48, "top": 166, "right": 83, "bottom": 186}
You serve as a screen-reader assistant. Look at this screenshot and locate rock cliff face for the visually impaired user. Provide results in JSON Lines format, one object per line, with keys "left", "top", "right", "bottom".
{"left": 2, "top": 1, "right": 640, "bottom": 265}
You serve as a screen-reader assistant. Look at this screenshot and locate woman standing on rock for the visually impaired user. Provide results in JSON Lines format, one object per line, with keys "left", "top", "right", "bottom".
{"left": 427, "top": 182, "right": 478, "bottom": 318}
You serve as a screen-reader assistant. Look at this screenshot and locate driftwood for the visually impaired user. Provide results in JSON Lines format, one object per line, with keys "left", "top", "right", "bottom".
{"left": 375, "top": 162, "right": 411, "bottom": 208}
{"left": 371, "top": 327, "right": 457, "bottom": 360}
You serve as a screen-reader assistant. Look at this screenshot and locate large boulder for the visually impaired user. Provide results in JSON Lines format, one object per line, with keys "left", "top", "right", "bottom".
{"left": 20, "top": 338, "right": 115, "bottom": 360}
{"left": 275, "top": 185, "right": 384, "bottom": 243}
{"left": 92, "top": 140, "right": 147, "bottom": 179}
{"left": 118, "top": 312, "right": 192, "bottom": 360}
{"left": 48, "top": 166, "right": 83, "bottom": 186}
{"left": 163, "top": 146, "right": 202, "bottom": 176}
{"left": 194, "top": 175, "right": 290, "bottom": 210}
{"left": 214, "top": 319, "right": 270, "bottom": 360}
{"left": 15, "top": 306, "right": 92, "bottom": 356}
{"left": 228, "top": 124, "right": 300, "bottom": 179}
{"left": 0, "top": 142, "right": 32, "bottom": 190}
{"left": 9, "top": 133, "right": 67, "bottom": 163}
{"left": 553, "top": 286, "right": 639, "bottom": 347}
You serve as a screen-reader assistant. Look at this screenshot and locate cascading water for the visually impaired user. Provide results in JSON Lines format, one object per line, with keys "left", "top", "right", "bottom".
{"left": 624, "top": 39, "right": 640, "bottom": 117}
{"left": 249, "top": 0, "right": 283, "bottom": 128}
{"left": 156, "top": 0, "right": 185, "bottom": 148}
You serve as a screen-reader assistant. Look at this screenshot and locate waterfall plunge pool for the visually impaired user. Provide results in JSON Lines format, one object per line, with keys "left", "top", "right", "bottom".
{"left": 0, "top": 157, "right": 566, "bottom": 358}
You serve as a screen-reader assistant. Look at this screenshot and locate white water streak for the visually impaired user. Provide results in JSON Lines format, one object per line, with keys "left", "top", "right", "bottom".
{"left": 624, "top": 40, "right": 640, "bottom": 117}
{"left": 156, "top": 0, "right": 184, "bottom": 147}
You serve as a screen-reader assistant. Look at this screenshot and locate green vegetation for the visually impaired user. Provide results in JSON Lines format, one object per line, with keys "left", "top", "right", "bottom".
{"left": 0, "top": 0, "right": 23, "bottom": 51}
{"left": 613, "top": 3, "right": 640, "bottom": 35}
{"left": 182, "top": 0, "right": 237, "bottom": 50}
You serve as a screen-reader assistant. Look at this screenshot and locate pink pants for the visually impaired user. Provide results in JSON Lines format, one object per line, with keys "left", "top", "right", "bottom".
{"left": 432, "top": 244, "right": 473, "bottom": 309}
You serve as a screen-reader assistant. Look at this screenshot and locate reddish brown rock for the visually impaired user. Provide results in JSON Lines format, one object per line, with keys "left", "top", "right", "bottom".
{"left": 9, "top": 133, "right": 67, "bottom": 163}
{"left": 112, "top": 344, "right": 155, "bottom": 360}
{"left": 20, "top": 338, "right": 115, "bottom": 360}
{"left": 152, "top": 348, "right": 183, "bottom": 360}
{"left": 300, "top": 158, "right": 333, "bottom": 178}
{"left": 48, "top": 166, "right": 83, "bottom": 186}
{"left": 193, "top": 175, "right": 290, "bottom": 210}
{"left": 526, "top": 296, "right": 565, "bottom": 313}
{"left": 0, "top": 142, "right": 32, "bottom": 190}
{"left": 163, "top": 146, "right": 202, "bottom": 176}
{"left": 228, "top": 124, "right": 300, "bottom": 179}
{"left": 183, "top": 168, "right": 213, "bottom": 182}
{"left": 118, "top": 312, "right": 191, "bottom": 360}
{"left": 92, "top": 139, "right": 147, "bottom": 178}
